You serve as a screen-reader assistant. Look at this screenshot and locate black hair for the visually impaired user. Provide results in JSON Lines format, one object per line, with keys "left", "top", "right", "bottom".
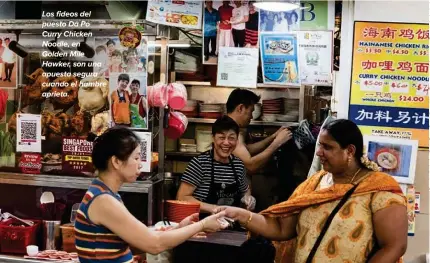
{"left": 212, "top": 115, "right": 239, "bottom": 136}
{"left": 322, "top": 119, "right": 365, "bottom": 167}
{"left": 226, "top": 88, "right": 260, "bottom": 113}
{"left": 131, "top": 79, "right": 140, "bottom": 86}
{"left": 106, "top": 39, "right": 115, "bottom": 46}
{"left": 89, "top": 127, "right": 140, "bottom": 172}
{"left": 96, "top": 45, "right": 106, "bottom": 53}
{"left": 118, "top": 73, "right": 130, "bottom": 83}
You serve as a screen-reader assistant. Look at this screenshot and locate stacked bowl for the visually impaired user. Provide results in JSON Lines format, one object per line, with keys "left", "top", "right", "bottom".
{"left": 199, "top": 103, "right": 225, "bottom": 119}
{"left": 166, "top": 200, "right": 200, "bottom": 223}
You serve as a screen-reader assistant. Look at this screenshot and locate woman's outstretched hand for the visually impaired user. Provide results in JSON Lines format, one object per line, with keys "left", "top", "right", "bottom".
{"left": 178, "top": 213, "right": 199, "bottom": 228}
{"left": 213, "top": 206, "right": 249, "bottom": 224}
{"left": 200, "top": 211, "right": 227, "bottom": 233}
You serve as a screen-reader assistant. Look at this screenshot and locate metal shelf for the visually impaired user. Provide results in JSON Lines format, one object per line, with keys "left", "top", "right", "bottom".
{"left": 166, "top": 151, "right": 200, "bottom": 158}
{"left": 0, "top": 172, "right": 161, "bottom": 193}
{"left": 187, "top": 118, "right": 299, "bottom": 127}
{"left": 0, "top": 255, "right": 48, "bottom": 263}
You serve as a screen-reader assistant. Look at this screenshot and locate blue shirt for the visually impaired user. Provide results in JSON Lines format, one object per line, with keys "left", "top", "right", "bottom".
{"left": 204, "top": 8, "right": 220, "bottom": 37}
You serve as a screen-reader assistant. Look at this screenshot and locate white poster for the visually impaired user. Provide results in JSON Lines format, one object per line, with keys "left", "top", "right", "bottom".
{"left": 16, "top": 113, "right": 42, "bottom": 153}
{"left": 146, "top": 0, "right": 203, "bottom": 29}
{"left": 135, "top": 131, "right": 152, "bottom": 173}
{"left": 298, "top": 31, "right": 333, "bottom": 86}
{"left": 217, "top": 47, "right": 258, "bottom": 88}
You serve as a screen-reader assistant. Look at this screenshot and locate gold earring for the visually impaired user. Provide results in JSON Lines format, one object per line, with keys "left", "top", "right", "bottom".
{"left": 348, "top": 156, "right": 352, "bottom": 165}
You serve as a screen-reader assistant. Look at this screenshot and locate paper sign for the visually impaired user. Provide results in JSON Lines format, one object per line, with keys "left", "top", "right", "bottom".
{"left": 146, "top": 0, "right": 203, "bottom": 29}
{"left": 135, "top": 132, "right": 152, "bottom": 173}
{"left": 17, "top": 114, "right": 42, "bottom": 153}
{"left": 62, "top": 137, "right": 94, "bottom": 174}
{"left": 217, "top": 47, "right": 259, "bottom": 88}
{"left": 406, "top": 185, "right": 415, "bottom": 236}
{"left": 18, "top": 153, "right": 42, "bottom": 174}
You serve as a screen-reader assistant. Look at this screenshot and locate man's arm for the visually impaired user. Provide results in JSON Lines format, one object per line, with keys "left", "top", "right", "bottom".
{"left": 233, "top": 141, "right": 278, "bottom": 174}
{"left": 245, "top": 127, "right": 288, "bottom": 156}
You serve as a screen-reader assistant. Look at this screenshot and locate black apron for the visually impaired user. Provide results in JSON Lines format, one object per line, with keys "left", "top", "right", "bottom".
{"left": 200, "top": 150, "right": 243, "bottom": 231}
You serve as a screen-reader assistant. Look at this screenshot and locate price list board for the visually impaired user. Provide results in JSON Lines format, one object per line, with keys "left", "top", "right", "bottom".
{"left": 349, "top": 21, "right": 429, "bottom": 147}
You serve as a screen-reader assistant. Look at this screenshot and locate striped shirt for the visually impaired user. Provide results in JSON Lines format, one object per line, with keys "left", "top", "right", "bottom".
{"left": 74, "top": 179, "right": 133, "bottom": 263}
{"left": 181, "top": 151, "right": 249, "bottom": 201}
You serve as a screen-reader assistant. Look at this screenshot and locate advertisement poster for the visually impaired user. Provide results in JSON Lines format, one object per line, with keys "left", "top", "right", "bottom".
{"left": 349, "top": 22, "right": 429, "bottom": 147}
{"left": 16, "top": 113, "right": 42, "bottom": 153}
{"left": 109, "top": 73, "right": 148, "bottom": 129}
{"left": 202, "top": 1, "right": 258, "bottom": 65}
{"left": 62, "top": 137, "right": 94, "bottom": 175}
{"left": 0, "top": 34, "right": 17, "bottom": 89}
{"left": 260, "top": 33, "right": 300, "bottom": 86}
{"left": 18, "top": 153, "right": 42, "bottom": 174}
{"left": 135, "top": 131, "right": 152, "bottom": 173}
{"left": 259, "top": 9, "right": 299, "bottom": 33}
{"left": 94, "top": 37, "right": 148, "bottom": 78}
{"left": 364, "top": 135, "right": 418, "bottom": 184}
{"left": 217, "top": 47, "right": 258, "bottom": 88}
{"left": 298, "top": 31, "right": 333, "bottom": 86}
{"left": 146, "top": 0, "right": 203, "bottom": 30}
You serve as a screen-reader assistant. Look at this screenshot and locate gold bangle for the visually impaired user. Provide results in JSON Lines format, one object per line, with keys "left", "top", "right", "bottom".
{"left": 242, "top": 211, "right": 253, "bottom": 228}
{"left": 200, "top": 220, "right": 205, "bottom": 231}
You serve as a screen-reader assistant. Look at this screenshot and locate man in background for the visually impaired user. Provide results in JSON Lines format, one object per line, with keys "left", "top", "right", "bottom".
{"left": 226, "top": 89, "right": 292, "bottom": 174}
{"left": 203, "top": 1, "right": 220, "bottom": 61}
{"left": 2, "top": 38, "right": 15, "bottom": 82}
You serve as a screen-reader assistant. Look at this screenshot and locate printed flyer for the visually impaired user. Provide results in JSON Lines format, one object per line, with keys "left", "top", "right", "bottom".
{"left": 260, "top": 33, "right": 300, "bottom": 86}
{"left": 135, "top": 131, "right": 152, "bottom": 173}
{"left": 217, "top": 47, "right": 259, "bottom": 88}
{"left": 349, "top": 21, "right": 429, "bottom": 147}
{"left": 146, "top": 0, "right": 203, "bottom": 30}
{"left": 298, "top": 31, "right": 333, "bottom": 85}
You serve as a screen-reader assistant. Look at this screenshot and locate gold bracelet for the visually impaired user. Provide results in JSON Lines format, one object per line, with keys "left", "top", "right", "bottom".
{"left": 242, "top": 211, "right": 253, "bottom": 228}
{"left": 200, "top": 220, "right": 205, "bottom": 231}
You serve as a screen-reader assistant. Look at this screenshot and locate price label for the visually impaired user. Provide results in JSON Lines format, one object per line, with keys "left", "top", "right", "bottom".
{"left": 416, "top": 81, "right": 429, "bottom": 96}
{"left": 389, "top": 81, "right": 410, "bottom": 93}
{"left": 360, "top": 79, "right": 384, "bottom": 92}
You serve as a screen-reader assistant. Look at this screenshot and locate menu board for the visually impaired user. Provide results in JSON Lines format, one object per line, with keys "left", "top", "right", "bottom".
{"left": 260, "top": 33, "right": 300, "bottom": 86}
{"left": 146, "top": 0, "right": 203, "bottom": 29}
{"left": 298, "top": 31, "right": 333, "bottom": 86}
{"left": 349, "top": 22, "right": 429, "bottom": 147}
{"left": 62, "top": 137, "right": 94, "bottom": 174}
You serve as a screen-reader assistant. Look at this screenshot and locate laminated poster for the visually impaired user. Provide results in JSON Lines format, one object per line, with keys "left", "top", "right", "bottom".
{"left": 260, "top": 33, "right": 300, "bottom": 86}
{"left": 62, "top": 137, "right": 94, "bottom": 175}
{"left": 298, "top": 31, "right": 333, "bottom": 86}
{"left": 363, "top": 135, "right": 418, "bottom": 184}
{"left": 135, "top": 131, "right": 152, "bottom": 173}
{"left": 217, "top": 47, "right": 259, "bottom": 88}
{"left": 146, "top": 0, "right": 203, "bottom": 30}
{"left": 18, "top": 153, "right": 42, "bottom": 174}
{"left": 16, "top": 113, "right": 42, "bottom": 153}
{"left": 349, "top": 21, "right": 429, "bottom": 147}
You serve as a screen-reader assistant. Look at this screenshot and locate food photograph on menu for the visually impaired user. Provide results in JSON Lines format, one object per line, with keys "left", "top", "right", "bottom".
{"left": 364, "top": 135, "right": 418, "bottom": 184}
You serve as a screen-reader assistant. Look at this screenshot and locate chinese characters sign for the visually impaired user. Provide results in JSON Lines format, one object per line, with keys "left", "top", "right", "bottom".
{"left": 62, "top": 137, "right": 94, "bottom": 174}
{"left": 349, "top": 22, "right": 429, "bottom": 147}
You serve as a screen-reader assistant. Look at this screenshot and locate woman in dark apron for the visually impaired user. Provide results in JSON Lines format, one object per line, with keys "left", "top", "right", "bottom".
{"left": 177, "top": 116, "right": 255, "bottom": 231}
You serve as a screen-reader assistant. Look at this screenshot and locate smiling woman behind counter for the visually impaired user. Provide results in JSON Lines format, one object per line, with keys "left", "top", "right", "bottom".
{"left": 177, "top": 115, "right": 256, "bottom": 215}
{"left": 74, "top": 127, "right": 226, "bottom": 263}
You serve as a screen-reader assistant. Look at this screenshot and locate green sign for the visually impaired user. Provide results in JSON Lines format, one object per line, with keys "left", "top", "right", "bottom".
{"left": 299, "top": 1, "right": 330, "bottom": 30}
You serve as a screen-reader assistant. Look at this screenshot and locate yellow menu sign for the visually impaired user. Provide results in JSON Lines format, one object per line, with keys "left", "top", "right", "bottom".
{"left": 349, "top": 21, "right": 429, "bottom": 147}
